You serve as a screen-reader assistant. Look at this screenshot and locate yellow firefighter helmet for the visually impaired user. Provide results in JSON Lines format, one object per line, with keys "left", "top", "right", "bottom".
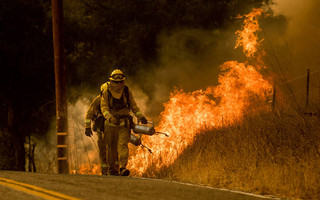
{"left": 109, "top": 69, "right": 126, "bottom": 81}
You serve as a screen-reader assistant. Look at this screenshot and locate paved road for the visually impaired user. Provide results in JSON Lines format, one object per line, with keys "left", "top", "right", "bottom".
{"left": 0, "top": 171, "right": 279, "bottom": 200}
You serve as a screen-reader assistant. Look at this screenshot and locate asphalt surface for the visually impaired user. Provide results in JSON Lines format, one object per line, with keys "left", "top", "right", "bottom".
{"left": 0, "top": 170, "right": 280, "bottom": 200}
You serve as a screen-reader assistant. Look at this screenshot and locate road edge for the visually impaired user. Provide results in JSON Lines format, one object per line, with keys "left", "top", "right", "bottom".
{"left": 133, "top": 177, "right": 282, "bottom": 200}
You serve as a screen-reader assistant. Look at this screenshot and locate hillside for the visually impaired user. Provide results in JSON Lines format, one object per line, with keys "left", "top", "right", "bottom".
{"left": 150, "top": 110, "right": 320, "bottom": 199}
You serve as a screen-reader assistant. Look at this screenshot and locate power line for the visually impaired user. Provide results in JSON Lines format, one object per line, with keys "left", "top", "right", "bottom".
{"left": 278, "top": 68, "right": 320, "bottom": 86}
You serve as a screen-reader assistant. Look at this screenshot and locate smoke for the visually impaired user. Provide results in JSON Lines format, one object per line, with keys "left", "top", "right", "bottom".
{"left": 34, "top": 2, "right": 320, "bottom": 173}
{"left": 267, "top": 0, "right": 320, "bottom": 107}
{"left": 31, "top": 119, "right": 58, "bottom": 173}
{"left": 32, "top": 97, "right": 101, "bottom": 173}
{"left": 270, "top": 0, "right": 320, "bottom": 73}
{"left": 68, "top": 98, "right": 101, "bottom": 173}
{"left": 138, "top": 0, "right": 320, "bottom": 122}
{"left": 109, "top": 1, "right": 320, "bottom": 119}
{"left": 141, "top": 28, "right": 244, "bottom": 120}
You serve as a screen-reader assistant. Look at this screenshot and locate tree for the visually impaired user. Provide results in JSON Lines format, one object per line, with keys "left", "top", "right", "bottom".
{"left": 0, "top": 0, "right": 273, "bottom": 170}
{"left": 63, "top": 0, "right": 271, "bottom": 98}
{"left": 0, "top": 0, "right": 54, "bottom": 170}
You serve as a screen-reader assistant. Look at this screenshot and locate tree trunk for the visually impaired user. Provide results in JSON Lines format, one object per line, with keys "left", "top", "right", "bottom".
{"left": 0, "top": 100, "right": 25, "bottom": 171}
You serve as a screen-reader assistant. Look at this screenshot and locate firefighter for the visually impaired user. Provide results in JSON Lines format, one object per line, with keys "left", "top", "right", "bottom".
{"left": 84, "top": 83, "right": 109, "bottom": 175}
{"left": 101, "top": 69, "right": 147, "bottom": 176}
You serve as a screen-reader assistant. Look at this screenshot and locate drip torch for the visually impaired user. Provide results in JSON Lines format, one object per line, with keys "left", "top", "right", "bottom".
{"left": 130, "top": 121, "right": 169, "bottom": 154}
{"left": 130, "top": 134, "right": 152, "bottom": 153}
{"left": 133, "top": 122, "right": 169, "bottom": 137}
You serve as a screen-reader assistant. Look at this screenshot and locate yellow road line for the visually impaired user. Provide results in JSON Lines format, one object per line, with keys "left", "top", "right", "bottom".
{"left": 0, "top": 177, "right": 81, "bottom": 200}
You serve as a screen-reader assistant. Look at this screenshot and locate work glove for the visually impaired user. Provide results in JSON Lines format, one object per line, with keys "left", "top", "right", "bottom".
{"left": 140, "top": 117, "right": 148, "bottom": 124}
{"left": 110, "top": 116, "right": 120, "bottom": 125}
{"left": 85, "top": 128, "right": 93, "bottom": 137}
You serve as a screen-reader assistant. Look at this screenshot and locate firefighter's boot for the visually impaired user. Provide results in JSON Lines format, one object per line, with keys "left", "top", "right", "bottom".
{"left": 120, "top": 168, "right": 130, "bottom": 176}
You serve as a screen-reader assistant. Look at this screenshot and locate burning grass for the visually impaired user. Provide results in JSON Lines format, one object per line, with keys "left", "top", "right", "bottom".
{"left": 150, "top": 110, "right": 320, "bottom": 199}
{"left": 128, "top": 8, "right": 274, "bottom": 176}
{"left": 50, "top": 9, "right": 318, "bottom": 200}
{"left": 131, "top": 9, "right": 320, "bottom": 199}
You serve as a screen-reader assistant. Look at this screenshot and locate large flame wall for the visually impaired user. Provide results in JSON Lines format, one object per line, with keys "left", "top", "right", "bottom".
{"left": 128, "top": 8, "right": 273, "bottom": 175}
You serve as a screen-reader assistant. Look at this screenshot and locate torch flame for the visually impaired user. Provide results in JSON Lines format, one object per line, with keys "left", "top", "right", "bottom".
{"left": 128, "top": 8, "right": 273, "bottom": 176}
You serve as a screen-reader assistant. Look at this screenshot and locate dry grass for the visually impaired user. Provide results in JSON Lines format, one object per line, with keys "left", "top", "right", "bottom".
{"left": 148, "top": 110, "right": 320, "bottom": 199}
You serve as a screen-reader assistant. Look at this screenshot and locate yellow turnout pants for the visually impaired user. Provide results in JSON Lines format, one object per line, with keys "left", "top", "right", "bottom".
{"left": 104, "top": 124, "right": 130, "bottom": 171}
{"left": 97, "top": 131, "right": 107, "bottom": 171}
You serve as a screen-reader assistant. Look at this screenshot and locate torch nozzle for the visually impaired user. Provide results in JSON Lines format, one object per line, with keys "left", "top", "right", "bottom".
{"left": 141, "top": 144, "right": 152, "bottom": 154}
{"left": 156, "top": 132, "right": 170, "bottom": 137}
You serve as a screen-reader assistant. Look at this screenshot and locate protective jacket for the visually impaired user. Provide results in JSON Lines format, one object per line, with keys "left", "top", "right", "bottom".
{"left": 101, "top": 82, "right": 144, "bottom": 126}
{"left": 85, "top": 95, "right": 104, "bottom": 130}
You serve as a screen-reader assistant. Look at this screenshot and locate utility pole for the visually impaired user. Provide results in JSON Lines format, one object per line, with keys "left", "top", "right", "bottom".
{"left": 52, "top": 0, "right": 68, "bottom": 174}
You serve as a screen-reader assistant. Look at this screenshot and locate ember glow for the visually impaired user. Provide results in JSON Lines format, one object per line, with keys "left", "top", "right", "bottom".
{"left": 128, "top": 8, "right": 273, "bottom": 175}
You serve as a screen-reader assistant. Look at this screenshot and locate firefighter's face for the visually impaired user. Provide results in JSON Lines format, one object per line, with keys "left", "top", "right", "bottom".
{"left": 111, "top": 81, "right": 124, "bottom": 85}
{"left": 110, "top": 81, "right": 124, "bottom": 91}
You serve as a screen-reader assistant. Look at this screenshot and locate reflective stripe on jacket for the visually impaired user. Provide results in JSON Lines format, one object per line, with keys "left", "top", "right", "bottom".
{"left": 85, "top": 95, "right": 102, "bottom": 128}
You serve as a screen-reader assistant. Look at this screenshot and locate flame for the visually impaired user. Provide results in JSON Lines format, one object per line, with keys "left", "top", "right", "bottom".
{"left": 128, "top": 8, "right": 273, "bottom": 176}
{"left": 235, "top": 8, "right": 263, "bottom": 58}
{"left": 71, "top": 163, "right": 101, "bottom": 175}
